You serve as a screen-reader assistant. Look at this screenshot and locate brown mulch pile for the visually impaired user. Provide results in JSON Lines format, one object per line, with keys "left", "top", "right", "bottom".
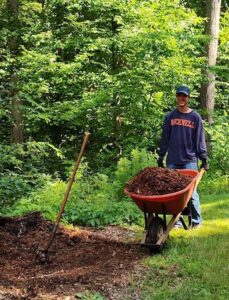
{"left": 0, "top": 212, "right": 146, "bottom": 300}
{"left": 125, "top": 167, "right": 193, "bottom": 196}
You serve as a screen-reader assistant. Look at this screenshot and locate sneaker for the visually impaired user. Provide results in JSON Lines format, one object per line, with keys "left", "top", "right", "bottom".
{"left": 191, "top": 223, "right": 202, "bottom": 229}
{"left": 173, "top": 220, "right": 183, "bottom": 229}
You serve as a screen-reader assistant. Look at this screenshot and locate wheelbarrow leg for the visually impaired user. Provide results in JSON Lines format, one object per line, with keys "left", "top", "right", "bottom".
{"left": 156, "top": 213, "right": 182, "bottom": 247}
{"left": 187, "top": 201, "right": 192, "bottom": 228}
{"left": 180, "top": 197, "right": 193, "bottom": 229}
{"left": 141, "top": 209, "right": 148, "bottom": 245}
{"left": 141, "top": 208, "right": 154, "bottom": 245}
{"left": 179, "top": 216, "right": 188, "bottom": 230}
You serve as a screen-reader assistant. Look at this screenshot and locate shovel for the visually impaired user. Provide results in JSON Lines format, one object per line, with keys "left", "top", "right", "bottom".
{"left": 36, "top": 132, "right": 90, "bottom": 263}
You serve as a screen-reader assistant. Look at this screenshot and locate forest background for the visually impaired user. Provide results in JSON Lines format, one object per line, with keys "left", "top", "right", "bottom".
{"left": 0, "top": 0, "right": 228, "bottom": 226}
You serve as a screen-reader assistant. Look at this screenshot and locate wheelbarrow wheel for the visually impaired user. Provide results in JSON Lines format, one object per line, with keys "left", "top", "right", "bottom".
{"left": 148, "top": 217, "right": 166, "bottom": 245}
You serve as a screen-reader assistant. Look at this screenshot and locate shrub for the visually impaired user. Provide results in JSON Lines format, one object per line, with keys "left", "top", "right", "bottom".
{"left": 0, "top": 142, "right": 62, "bottom": 209}
{"left": 113, "top": 148, "right": 157, "bottom": 199}
{"left": 3, "top": 147, "right": 228, "bottom": 226}
{"left": 204, "top": 115, "right": 229, "bottom": 177}
{"left": 3, "top": 148, "right": 156, "bottom": 226}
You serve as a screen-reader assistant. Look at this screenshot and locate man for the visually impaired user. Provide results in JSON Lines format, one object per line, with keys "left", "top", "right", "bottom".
{"left": 157, "top": 85, "right": 208, "bottom": 228}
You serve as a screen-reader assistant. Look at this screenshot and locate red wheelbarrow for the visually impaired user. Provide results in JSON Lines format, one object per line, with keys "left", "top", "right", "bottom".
{"left": 124, "top": 168, "right": 205, "bottom": 252}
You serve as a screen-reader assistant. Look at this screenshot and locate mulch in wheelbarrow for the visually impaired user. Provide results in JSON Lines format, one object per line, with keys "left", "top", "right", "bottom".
{"left": 125, "top": 167, "right": 193, "bottom": 196}
{"left": 0, "top": 212, "right": 146, "bottom": 299}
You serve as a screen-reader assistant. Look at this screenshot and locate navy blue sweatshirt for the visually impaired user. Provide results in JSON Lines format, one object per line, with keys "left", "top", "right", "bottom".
{"left": 158, "top": 109, "right": 207, "bottom": 164}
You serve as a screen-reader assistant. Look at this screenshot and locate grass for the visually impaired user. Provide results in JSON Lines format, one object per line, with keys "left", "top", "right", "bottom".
{"left": 126, "top": 192, "right": 229, "bottom": 300}
{"left": 1, "top": 170, "right": 228, "bottom": 300}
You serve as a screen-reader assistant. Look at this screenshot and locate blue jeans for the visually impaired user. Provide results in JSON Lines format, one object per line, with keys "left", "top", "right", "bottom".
{"left": 166, "top": 162, "right": 202, "bottom": 225}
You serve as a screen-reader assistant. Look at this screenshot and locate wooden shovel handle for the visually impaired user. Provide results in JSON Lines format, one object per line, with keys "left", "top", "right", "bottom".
{"left": 44, "top": 132, "right": 90, "bottom": 252}
{"left": 56, "top": 132, "right": 90, "bottom": 225}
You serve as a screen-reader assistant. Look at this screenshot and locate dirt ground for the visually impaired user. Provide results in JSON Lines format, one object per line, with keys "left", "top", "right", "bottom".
{"left": 0, "top": 212, "right": 147, "bottom": 300}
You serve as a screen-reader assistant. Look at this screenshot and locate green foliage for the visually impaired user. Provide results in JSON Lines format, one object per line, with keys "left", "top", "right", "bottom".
{"left": 5, "top": 173, "right": 142, "bottom": 226}
{"left": 0, "top": 142, "right": 62, "bottom": 208}
{"left": 0, "top": 0, "right": 228, "bottom": 211}
{"left": 216, "top": 9, "right": 229, "bottom": 120}
{"left": 0, "top": 0, "right": 207, "bottom": 173}
{"left": 113, "top": 148, "right": 157, "bottom": 199}
{"left": 204, "top": 116, "right": 229, "bottom": 176}
{"left": 199, "top": 175, "right": 229, "bottom": 195}
{"left": 0, "top": 175, "right": 30, "bottom": 206}
{"left": 3, "top": 148, "right": 156, "bottom": 226}
{"left": 3, "top": 146, "right": 228, "bottom": 227}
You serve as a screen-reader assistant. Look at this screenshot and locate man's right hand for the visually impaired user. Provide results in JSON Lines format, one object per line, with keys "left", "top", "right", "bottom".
{"left": 200, "top": 158, "right": 209, "bottom": 171}
{"left": 157, "top": 158, "right": 164, "bottom": 168}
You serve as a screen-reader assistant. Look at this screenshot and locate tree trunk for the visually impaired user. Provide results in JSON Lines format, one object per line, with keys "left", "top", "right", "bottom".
{"left": 11, "top": 75, "right": 24, "bottom": 143}
{"left": 7, "top": 0, "right": 24, "bottom": 143}
{"left": 111, "top": 13, "right": 122, "bottom": 156}
{"left": 200, "top": 0, "right": 221, "bottom": 124}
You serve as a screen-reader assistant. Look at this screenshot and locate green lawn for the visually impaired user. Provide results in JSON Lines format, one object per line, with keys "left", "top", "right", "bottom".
{"left": 127, "top": 192, "right": 229, "bottom": 300}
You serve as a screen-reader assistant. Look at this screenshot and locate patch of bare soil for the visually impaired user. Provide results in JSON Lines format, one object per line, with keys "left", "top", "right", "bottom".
{"left": 126, "top": 167, "right": 193, "bottom": 195}
{"left": 0, "top": 212, "right": 146, "bottom": 300}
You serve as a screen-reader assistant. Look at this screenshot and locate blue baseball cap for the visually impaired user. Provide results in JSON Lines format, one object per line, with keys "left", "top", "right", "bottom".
{"left": 176, "top": 85, "right": 190, "bottom": 96}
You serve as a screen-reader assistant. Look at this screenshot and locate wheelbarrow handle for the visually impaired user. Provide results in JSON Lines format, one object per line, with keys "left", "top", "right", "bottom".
{"left": 195, "top": 168, "right": 205, "bottom": 190}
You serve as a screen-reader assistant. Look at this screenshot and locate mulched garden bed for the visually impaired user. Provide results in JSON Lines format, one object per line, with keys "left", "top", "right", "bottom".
{"left": 0, "top": 212, "right": 146, "bottom": 300}
{"left": 125, "top": 167, "right": 193, "bottom": 195}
